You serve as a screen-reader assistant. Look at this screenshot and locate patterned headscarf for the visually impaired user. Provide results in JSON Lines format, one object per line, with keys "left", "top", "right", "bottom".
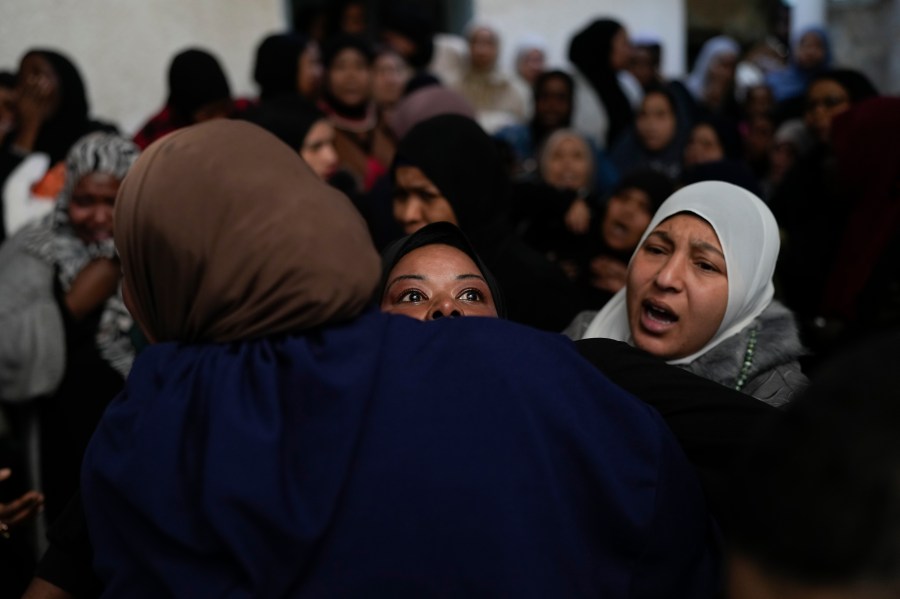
{"left": 21, "top": 131, "right": 140, "bottom": 376}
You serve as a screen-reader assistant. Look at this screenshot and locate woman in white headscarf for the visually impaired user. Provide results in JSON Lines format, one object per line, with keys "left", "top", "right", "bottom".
{"left": 565, "top": 180, "right": 807, "bottom": 407}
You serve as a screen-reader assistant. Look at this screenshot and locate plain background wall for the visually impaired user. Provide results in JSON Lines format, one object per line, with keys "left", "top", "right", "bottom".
{"left": 475, "top": 0, "right": 686, "bottom": 79}
{"left": 0, "top": 0, "right": 285, "bottom": 134}
{"left": 0, "top": 0, "right": 685, "bottom": 135}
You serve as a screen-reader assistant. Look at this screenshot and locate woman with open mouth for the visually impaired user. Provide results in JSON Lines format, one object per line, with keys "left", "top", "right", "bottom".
{"left": 567, "top": 180, "right": 808, "bottom": 407}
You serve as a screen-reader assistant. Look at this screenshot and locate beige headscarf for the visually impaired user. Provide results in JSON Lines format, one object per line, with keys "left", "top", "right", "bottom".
{"left": 115, "top": 119, "right": 380, "bottom": 343}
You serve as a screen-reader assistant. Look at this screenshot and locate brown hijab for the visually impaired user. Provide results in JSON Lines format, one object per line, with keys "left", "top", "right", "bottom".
{"left": 115, "top": 120, "right": 380, "bottom": 343}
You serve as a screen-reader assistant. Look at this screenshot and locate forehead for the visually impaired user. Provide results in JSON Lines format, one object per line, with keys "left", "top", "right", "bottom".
{"left": 642, "top": 92, "right": 673, "bottom": 111}
{"left": 808, "top": 79, "right": 847, "bottom": 97}
{"left": 395, "top": 165, "right": 438, "bottom": 188}
{"left": 391, "top": 243, "right": 481, "bottom": 277}
{"left": 72, "top": 172, "right": 121, "bottom": 192}
{"left": 548, "top": 133, "right": 589, "bottom": 154}
{"left": 653, "top": 213, "right": 721, "bottom": 247}
{"left": 20, "top": 53, "right": 55, "bottom": 76}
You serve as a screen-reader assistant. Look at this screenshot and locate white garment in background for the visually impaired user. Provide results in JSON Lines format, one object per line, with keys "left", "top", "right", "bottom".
{"left": 2, "top": 153, "right": 57, "bottom": 237}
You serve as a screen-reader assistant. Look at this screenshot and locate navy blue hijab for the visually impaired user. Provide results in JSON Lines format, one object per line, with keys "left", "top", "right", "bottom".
{"left": 82, "top": 120, "right": 719, "bottom": 598}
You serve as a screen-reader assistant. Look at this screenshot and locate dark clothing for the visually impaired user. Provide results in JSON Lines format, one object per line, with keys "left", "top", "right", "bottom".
{"left": 575, "top": 337, "right": 780, "bottom": 529}
{"left": 38, "top": 276, "right": 124, "bottom": 524}
{"left": 83, "top": 310, "right": 720, "bottom": 598}
{"left": 395, "top": 115, "right": 585, "bottom": 331}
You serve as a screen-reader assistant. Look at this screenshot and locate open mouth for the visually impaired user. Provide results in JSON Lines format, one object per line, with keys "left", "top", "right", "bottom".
{"left": 640, "top": 299, "right": 678, "bottom": 333}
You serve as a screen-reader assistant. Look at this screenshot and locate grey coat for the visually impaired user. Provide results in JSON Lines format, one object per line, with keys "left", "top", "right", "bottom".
{"left": 565, "top": 300, "right": 808, "bottom": 407}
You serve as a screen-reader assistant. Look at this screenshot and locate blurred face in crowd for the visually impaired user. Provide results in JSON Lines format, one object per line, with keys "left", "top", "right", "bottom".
{"left": 68, "top": 173, "right": 121, "bottom": 245}
{"left": 469, "top": 27, "right": 499, "bottom": 72}
{"left": 542, "top": 133, "right": 593, "bottom": 190}
{"left": 707, "top": 51, "right": 738, "bottom": 88}
{"left": 17, "top": 53, "right": 61, "bottom": 116}
{"left": 795, "top": 31, "right": 827, "bottom": 70}
{"left": 517, "top": 48, "right": 545, "bottom": 84}
{"left": 327, "top": 47, "right": 372, "bottom": 107}
{"left": 534, "top": 76, "right": 572, "bottom": 130}
{"left": 301, "top": 119, "right": 338, "bottom": 180}
{"left": 626, "top": 213, "right": 728, "bottom": 360}
{"left": 684, "top": 123, "right": 725, "bottom": 167}
{"left": 340, "top": 2, "right": 368, "bottom": 35}
{"left": 372, "top": 50, "right": 410, "bottom": 109}
{"left": 298, "top": 42, "right": 323, "bottom": 99}
{"left": 602, "top": 187, "right": 654, "bottom": 252}
{"left": 744, "top": 115, "right": 774, "bottom": 163}
{"left": 744, "top": 84, "right": 774, "bottom": 119}
{"left": 804, "top": 78, "right": 850, "bottom": 143}
{"left": 637, "top": 91, "right": 677, "bottom": 152}
{"left": 393, "top": 166, "right": 458, "bottom": 234}
{"left": 629, "top": 45, "right": 659, "bottom": 89}
{"left": 381, "top": 243, "right": 498, "bottom": 320}
{"left": 610, "top": 28, "right": 632, "bottom": 72}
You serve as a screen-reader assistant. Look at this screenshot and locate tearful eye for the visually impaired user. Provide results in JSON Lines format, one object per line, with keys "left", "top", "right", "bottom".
{"left": 458, "top": 289, "right": 484, "bottom": 302}
{"left": 398, "top": 289, "right": 426, "bottom": 303}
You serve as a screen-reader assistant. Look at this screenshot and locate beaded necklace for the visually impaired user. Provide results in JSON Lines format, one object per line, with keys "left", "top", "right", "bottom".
{"left": 734, "top": 327, "right": 759, "bottom": 391}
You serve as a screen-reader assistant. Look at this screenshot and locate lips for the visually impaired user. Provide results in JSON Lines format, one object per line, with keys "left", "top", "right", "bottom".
{"left": 639, "top": 298, "right": 678, "bottom": 334}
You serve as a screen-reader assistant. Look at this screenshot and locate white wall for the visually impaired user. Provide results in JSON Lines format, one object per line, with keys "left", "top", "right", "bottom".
{"left": 1, "top": 0, "right": 686, "bottom": 135}
{"left": 476, "top": 0, "right": 687, "bottom": 78}
{"left": 0, "top": 0, "right": 284, "bottom": 134}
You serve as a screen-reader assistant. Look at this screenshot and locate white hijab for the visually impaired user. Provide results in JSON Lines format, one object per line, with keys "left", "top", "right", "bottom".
{"left": 581, "top": 181, "right": 780, "bottom": 365}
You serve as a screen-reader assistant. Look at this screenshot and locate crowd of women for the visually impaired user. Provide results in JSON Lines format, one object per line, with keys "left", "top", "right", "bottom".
{"left": 0, "top": 3, "right": 899, "bottom": 598}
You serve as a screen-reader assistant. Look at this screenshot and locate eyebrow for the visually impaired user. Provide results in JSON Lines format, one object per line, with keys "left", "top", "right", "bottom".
{"left": 647, "top": 230, "right": 726, "bottom": 259}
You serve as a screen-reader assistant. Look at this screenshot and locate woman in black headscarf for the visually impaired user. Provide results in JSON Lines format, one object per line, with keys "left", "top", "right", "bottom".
{"left": 568, "top": 18, "right": 635, "bottom": 149}
{"left": 0, "top": 49, "right": 115, "bottom": 242}
{"left": 379, "top": 221, "right": 507, "bottom": 320}
{"left": 392, "top": 113, "right": 584, "bottom": 331}
{"left": 132, "top": 48, "right": 249, "bottom": 150}
{"left": 253, "top": 32, "right": 322, "bottom": 103}
{"left": 319, "top": 34, "right": 394, "bottom": 193}
{"left": 770, "top": 68, "right": 879, "bottom": 345}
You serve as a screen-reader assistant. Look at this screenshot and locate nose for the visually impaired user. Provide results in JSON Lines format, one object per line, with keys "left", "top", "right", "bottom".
{"left": 653, "top": 254, "right": 685, "bottom": 292}
{"left": 428, "top": 296, "right": 462, "bottom": 320}
{"left": 398, "top": 197, "right": 425, "bottom": 228}
{"left": 93, "top": 205, "right": 113, "bottom": 227}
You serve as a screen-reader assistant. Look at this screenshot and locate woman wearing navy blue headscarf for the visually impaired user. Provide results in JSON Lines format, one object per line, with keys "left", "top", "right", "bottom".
{"left": 81, "top": 119, "right": 719, "bottom": 598}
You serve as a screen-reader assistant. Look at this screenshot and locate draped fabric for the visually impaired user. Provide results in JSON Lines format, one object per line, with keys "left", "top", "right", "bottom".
{"left": 114, "top": 120, "right": 380, "bottom": 344}
{"left": 83, "top": 117, "right": 718, "bottom": 597}
{"left": 582, "top": 181, "right": 780, "bottom": 366}
{"left": 83, "top": 311, "right": 719, "bottom": 598}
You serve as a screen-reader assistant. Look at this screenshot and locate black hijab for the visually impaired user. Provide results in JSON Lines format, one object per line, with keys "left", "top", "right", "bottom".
{"left": 393, "top": 114, "right": 509, "bottom": 251}
{"left": 321, "top": 34, "right": 375, "bottom": 119}
{"left": 253, "top": 33, "right": 310, "bottom": 102}
{"left": 167, "top": 48, "right": 231, "bottom": 123}
{"left": 567, "top": 19, "right": 634, "bottom": 148}
{"left": 243, "top": 95, "right": 325, "bottom": 152}
{"left": 378, "top": 221, "right": 507, "bottom": 318}
{"left": 808, "top": 68, "right": 879, "bottom": 105}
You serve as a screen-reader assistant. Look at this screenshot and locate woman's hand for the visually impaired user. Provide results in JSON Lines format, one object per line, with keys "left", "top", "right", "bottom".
{"left": 564, "top": 197, "right": 591, "bottom": 235}
{"left": 0, "top": 468, "right": 44, "bottom": 536}
{"left": 64, "top": 257, "right": 121, "bottom": 321}
{"left": 589, "top": 255, "right": 628, "bottom": 294}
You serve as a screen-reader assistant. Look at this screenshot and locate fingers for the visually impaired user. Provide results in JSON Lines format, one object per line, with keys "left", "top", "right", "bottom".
{"left": 0, "top": 468, "right": 10, "bottom": 482}
{"left": 0, "top": 491, "right": 45, "bottom": 527}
